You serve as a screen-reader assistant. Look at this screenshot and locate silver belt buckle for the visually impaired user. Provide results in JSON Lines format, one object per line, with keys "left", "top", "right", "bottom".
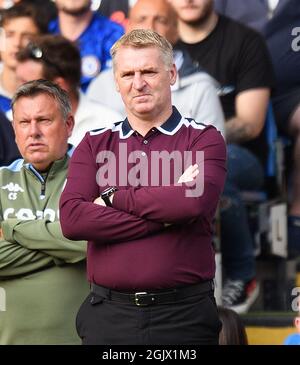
{"left": 134, "top": 292, "right": 148, "bottom": 306}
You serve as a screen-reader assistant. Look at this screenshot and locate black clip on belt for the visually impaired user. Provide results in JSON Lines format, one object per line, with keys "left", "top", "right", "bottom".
{"left": 91, "top": 280, "right": 214, "bottom": 307}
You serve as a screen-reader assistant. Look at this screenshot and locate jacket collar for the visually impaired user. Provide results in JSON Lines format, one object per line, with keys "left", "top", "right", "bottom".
{"left": 24, "top": 145, "right": 73, "bottom": 180}
{"left": 121, "top": 106, "right": 183, "bottom": 138}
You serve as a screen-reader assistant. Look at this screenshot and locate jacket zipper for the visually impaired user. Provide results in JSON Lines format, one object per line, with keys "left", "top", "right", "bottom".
{"left": 28, "top": 165, "right": 48, "bottom": 199}
{"left": 40, "top": 179, "right": 46, "bottom": 199}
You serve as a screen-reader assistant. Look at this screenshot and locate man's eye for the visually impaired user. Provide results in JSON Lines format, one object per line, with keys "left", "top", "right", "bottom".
{"left": 36, "top": 118, "right": 51, "bottom": 125}
{"left": 136, "top": 17, "right": 146, "bottom": 24}
{"left": 157, "top": 17, "right": 168, "bottom": 25}
{"left": 5, "top": 31, "right": 14, "bottom": 38}
{"left": 144, "top": 71, "right": 156, "bottom": 75}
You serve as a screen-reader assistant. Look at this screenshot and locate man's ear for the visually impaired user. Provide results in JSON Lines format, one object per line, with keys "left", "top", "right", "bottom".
{"left": 66, "top": 114, "right": 75, "bottom": 138}
{"left": 169, "top": 63, "right": 177, "bottom": 86}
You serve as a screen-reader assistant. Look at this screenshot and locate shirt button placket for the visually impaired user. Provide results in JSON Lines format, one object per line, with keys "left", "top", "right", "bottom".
{"left": 142, "top": 139, "right": 149, "bottom": 157}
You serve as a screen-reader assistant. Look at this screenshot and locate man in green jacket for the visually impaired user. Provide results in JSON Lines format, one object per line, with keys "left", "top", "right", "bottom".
{"left": 0, "top": 79, "right": 88, "bottom": 344}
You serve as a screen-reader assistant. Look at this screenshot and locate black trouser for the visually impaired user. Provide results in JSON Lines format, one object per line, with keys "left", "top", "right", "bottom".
{"left": 76, "top": 287, "right": 221, "bottom": 345}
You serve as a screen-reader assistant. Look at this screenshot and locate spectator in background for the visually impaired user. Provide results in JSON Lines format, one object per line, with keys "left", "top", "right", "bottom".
{"left": 0, "top": 3, "right": 45, "bottom": 117}
{"left": 0, "top": 80, "right": 88, "bottom": 344}
{"left": 214, "top": 0, "right": 277, "bottom": 33}
{"left": 214, "top": 0, "right": 300, "bottom": 257}
{"left": 218, "top": 306, "right": 248, "bottom": 345}
{"left": 0, "top": 0, "right": 57, "bottom": 23}
{"left": 97, "top": 0, "right": 134, "bottom": 28}
{"left": 284, "top": 312, "right": 300, "bottom": 345}
{"left": 0, "top": 111, "right": 20, "bottom": 166}
{"left": 49, "top": 0, "right": 124, "bottom": 92}
{"left": 15, "top": 35, "right": 122, "bottom": 146}
{"left": 169, "top": 0, "right": 274, "bottom": 313}
{"left": 87, "top": 0, "right": 225, "bottom": 136}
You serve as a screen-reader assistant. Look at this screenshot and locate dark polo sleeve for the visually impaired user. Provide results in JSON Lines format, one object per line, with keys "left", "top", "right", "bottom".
{"left": 59, "top": 134, "right": 163, "bottom": 243}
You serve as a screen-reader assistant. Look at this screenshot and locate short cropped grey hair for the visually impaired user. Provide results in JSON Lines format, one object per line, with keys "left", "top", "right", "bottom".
{"left": 110, "top": 29, "right": 174, "bottom": 69}
{"left": 11, "top": 79, "right": 72, "bottom": 121}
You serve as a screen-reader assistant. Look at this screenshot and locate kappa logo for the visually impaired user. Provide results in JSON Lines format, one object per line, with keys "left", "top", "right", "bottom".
{"left": 1, "top": 182, "right": 24, "bottom": 200}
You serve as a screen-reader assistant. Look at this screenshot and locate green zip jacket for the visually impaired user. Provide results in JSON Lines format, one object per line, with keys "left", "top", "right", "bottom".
{"left": 0, "top": 151, "right": 88, "bottom": 345}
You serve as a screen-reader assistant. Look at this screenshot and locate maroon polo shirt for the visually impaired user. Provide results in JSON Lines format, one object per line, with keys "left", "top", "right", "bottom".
{"left": 60, "top": 107, "right": 226, "bottom": 291}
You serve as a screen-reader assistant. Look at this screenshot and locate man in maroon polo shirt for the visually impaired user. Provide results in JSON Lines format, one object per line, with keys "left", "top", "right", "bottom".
{"left": 60, "top": 29, "right": 226, "bottom": 345}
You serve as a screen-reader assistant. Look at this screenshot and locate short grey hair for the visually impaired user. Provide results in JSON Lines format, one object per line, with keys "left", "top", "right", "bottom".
{"left": 11, "top": 79, "right": 72, "bottom": 120}
{"left": 110, "top": 29, "right": 174, "bottom": 69}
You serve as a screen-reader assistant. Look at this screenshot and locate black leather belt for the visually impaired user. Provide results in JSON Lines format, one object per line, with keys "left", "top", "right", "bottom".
{"left": 91, "top": 281, "right": 214, "bottom": 307}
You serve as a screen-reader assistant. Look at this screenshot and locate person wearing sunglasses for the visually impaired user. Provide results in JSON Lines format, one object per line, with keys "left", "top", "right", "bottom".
{"left": 49, "top": 0, "right": 124, "bottom": 92}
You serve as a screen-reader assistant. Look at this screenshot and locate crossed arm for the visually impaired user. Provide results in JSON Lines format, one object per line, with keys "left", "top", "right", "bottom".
{"left": 0, "top": 234, "right": 54, "bottom": 278}
{"left": 0, "top": 219, "right": 86, "bottom": 278}
{"left": 94, "top": 164, "right": 200, "bottom": 208}
{"left": 60, "top": 128, "right": 226, "bottom": 241}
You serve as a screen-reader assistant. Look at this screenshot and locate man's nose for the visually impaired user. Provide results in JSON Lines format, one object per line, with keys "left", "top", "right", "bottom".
{"left": 132, "top": 72, "right": 146, "bottom": 90}
{"left": 143, "top": 18, "right": 155, "bottom": 31}
{"left": 29, "top": 122, "right": 41, "bottom": 138}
